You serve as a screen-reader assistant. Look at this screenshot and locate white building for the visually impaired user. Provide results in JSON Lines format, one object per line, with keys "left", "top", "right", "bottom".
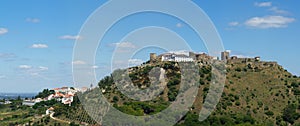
{"left": 0, "top": 100, "right": 12, "bottom": 105}
{"left": 160, "top": 53, "right": 194, "bottom": 62}
{"left": 46, "top": 107, "right": 55, "bottom": 115}
{"left": 53, "top": 87, "right": 70, "bottom": 93}
{"left": 22, "top": 100, "right": 35, "bottom": 106}
{"left": 34, "top": 98, "right": 43, "bottom": 103}
{"left": 61, "top": 94, "right": 74, "bottom": 106}
{"left": 47, "top": 94, "right": 54, "bottom": 101}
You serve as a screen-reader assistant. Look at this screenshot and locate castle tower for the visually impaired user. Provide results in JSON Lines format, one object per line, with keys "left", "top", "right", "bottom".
{"left": 189, "top": 52, "right": 196, "bottom": 60}
{"left": 221, "top": 51, "right": 230, "bottom": 60}
{"left": 150, "top": 53, "right": 157, "bottom": 63}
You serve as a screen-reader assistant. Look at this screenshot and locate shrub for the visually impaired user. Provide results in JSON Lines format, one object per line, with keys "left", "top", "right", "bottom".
{"left": 257, "top": 101, "right": 263, "bottom": 107}
{"left": 292, "top": 82, "right": 299, "bottom": 88}
{"left": 293, "top": 88, "right": 300, "bottom": 95}
{"left": 283, "top": 104, "right": 300, "bottom": 124}
{"left": 265, "top": 111, "right": 274, "bottom": 116}
{"left": 203, "top": 87, "right": 209, "bottom": 92}
{"left": 235, "top": 101, "right": 241, "bottom": 106}
{"left": 113, "top": 96, "right": 119, "bottom": 103}
{"left": 235, "top": 67, "right": 242, "bottom": 72}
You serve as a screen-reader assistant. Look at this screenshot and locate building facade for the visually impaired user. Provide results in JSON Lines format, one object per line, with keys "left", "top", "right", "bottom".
{"left": 221, "top": 51, "right": 230, "bottom": 60}
{"left": 160, "top": 53, "right": 194, "bottom": 62}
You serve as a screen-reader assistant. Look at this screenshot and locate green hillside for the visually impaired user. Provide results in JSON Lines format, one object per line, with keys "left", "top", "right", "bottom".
{"left": 2, "top": 58, "right": 299, "bottom": 126}
{"left": 94, "top": 59, "right": 300, "bottom": 126}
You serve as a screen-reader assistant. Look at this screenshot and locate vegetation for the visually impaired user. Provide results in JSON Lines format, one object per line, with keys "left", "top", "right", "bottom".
{"left": 0, "top": 100, "right": 36, "bottom": 126}
{"left": 2, "top": 59, "right": 300, "bottom": 125}
{"left": 35, "top": 89, "right": 55, "bottom": 98}
{"left": 95, "top": 60, "right": 300, "bottom": 125}
{"left": 282, "top": 104, "right": 300, "bottom": 124}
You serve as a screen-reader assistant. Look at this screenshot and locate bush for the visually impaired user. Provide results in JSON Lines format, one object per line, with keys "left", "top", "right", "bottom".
{"left": 35, "top": 89, "right": 55, "bottom": 98}
{"left": 235, "top": 67, "right": 242, "bottom": 72}
{"left": 235, "top": 101, "right": 241, "bottom": 106}
{"left": 293, "top": 88, "right": 300, "bottom": 95}
{"left": 113, "top": 96, "right": 119, "bottom": 103}
{"left": 283, "top": 104, "right": 300, "bottom": 124}
{"left": 199, "top": 79, "right": 205, "bottom": 85}
{"left": 168, "top": 91, "right": 177, "bottom": 101}
{"left": 256, "top": 101, "right": 263, "bottom": 107}
{"left": 167, "top": 78, "right": 180, "bottom": 86}
{"left": 69, "top": 122, "right": 79, "bottom": 126}
{"left": 265, "top": 111, "right": 274, "bottom": 116}
{"left": 200, "top": 66, "right": 211, "bottom": 74}
{"left": 203, "top": 87, "right": 209, "bottom": 92}
{"left": 291, "top": 82, "right": 299, "bottom": 88}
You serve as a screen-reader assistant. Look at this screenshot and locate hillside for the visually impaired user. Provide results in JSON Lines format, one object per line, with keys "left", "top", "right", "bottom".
{"left": 93, "top": 59, "right": 300, "bottom": 126}
{"left": 5, "top": 58, "right": 298, "bottom": 126}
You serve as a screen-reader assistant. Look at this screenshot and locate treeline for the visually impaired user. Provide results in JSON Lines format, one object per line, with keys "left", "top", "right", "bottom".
{"left": 35, "top": 89, "right": 55, "bottom": 98}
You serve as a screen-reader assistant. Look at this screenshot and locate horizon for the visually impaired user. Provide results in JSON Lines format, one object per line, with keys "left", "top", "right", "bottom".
{"left": 1, "top": 0, "right": 300, "bottom": 93}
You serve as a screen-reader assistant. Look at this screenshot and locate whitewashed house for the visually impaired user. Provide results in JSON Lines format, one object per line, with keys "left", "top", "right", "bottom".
{"left": 46, "top": 107, "right": 55, "bottom": 115}
{"left": 160, "top": 53, "right": 194, "bottom": 62}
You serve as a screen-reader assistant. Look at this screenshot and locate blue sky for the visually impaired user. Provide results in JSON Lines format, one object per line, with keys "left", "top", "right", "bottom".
{"left": 0, "top": 0, "right": 300, "bottom": 93}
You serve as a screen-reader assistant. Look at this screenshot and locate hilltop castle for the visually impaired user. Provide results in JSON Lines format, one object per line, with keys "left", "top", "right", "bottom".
{"left": 149, "top": 51, "right": 261, "bottom": 63}
{"left": 150, "top": 52, "right": 215, "bottom": 63}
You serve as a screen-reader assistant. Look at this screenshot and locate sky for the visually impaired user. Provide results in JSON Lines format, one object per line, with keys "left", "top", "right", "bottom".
{"left": 0, "top": 0, "right": 300, "bottom": 93}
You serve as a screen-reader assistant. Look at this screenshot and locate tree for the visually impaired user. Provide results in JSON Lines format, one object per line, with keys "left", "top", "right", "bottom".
{"left": 17, "top": 96, "right": 21, "bottom": 101}
{"left": 113, "top": 96, "right": 119, "bottom": 103}
{"left": 35, "top": 89, "right": 55, "bottom": 98}
{"left": 69, "top": 122, "right": 79, "bottom": 126}
{"left": 235, "top": 67, "right": 242, "bottom": 72}
{"left": 293, "top": 88, "right": 300, "bottom": 95}
{"left": 283, "top": 104, "right": 300, "bottom": 124}
{"left": 265, "top": 111, "right": 274, "bottom": 116}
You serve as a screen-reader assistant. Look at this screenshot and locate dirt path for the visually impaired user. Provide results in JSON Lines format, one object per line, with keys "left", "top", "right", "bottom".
{"left": 50, "top": 112, "right": 70, "bottom": 124}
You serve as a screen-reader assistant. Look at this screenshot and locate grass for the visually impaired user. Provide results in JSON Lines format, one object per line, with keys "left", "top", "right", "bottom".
{"left": 1, "top": 59, "right": 300, "bottom": 125}
{"left": 0, "top": 105, "right": 34, "bottom": 125}
{"left": 97, "top": 60, "right": 300, "bottom": 125}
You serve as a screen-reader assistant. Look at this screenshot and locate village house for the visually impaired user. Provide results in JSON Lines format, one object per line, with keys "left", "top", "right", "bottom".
{"left": 20, "top": 86, "right": 83, "bottom": 107}
{"left": 160, "top": 53, "right": 194, "bottom": 62}
{"left": 46, "top": 107, "right": 55, "bottom": 115}
{"left": 22, "top": 100, "right": 35, "bottom": 106}
{"left": 61, "top": 94, "right": 74, "bottom": 106}
{"left": 150, "top": 51, "right": 262, "bottom": 64}
{"left": 0, "top": 100, "right": 12, "bottom": 105}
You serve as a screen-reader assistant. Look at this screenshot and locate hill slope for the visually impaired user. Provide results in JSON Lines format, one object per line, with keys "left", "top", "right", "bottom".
{"left": 78, "top": 59, "right": 300, "bottom": 125}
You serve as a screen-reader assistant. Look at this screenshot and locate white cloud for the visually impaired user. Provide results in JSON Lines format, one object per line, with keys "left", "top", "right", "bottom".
{"left": 92, "top": 65, "right": 99, "bottom": 69}
{"left": 176, "top": 23, "right": 183, "bottom": 28}
{"left": 0, "top": 53, "right": 16, "bottom": 59}
{"left": 59, "top": 35, "right": 82, "bottom": 40}
{"left": 31, "top": 44, "right": 48, "bottom": 48}
{"left": 19, "top": 65, "right": 48, "bottom": 71}
{"left": 232, "top": 55, "right": 253, "bottom": 58}
{"left": 245, "top": 16, "right": 295, "bottom": 29}
{"left": 254, "top": 2, "right": 272, "bottom": 7}
{"left": 128, "top": 59, "right": 144, "bottom": 66}
{"left": 17, "top": 65, "right": 51, "bottom": 80}
{"left": 0, "top": 75, "right": 6, "bottom": 79}
{"left": 228, "top": 21, "right": 239, "bottom": 26}
{"left": 19, "top": 65, "right": 32, "bottom": 69}
{"left": 230, "top": 50, "right": 256, "bottom": 58}
{"left": 169, "top": 50, "right": 190, "bottom": 56}
{"left": 0, "top": 28, "right": 8, "bottom": 35}
{"left": 38, "top": 66, "right": 49, "bottom": 71}
{"left": 269, "top": 7, "right": 289, "bottom": 14}
{"left": 26, "top": 18, "right": 40, "bottom": 23}
{"left": 72, "top": 60, "right": 86, "bottom": 65}
{"left": 113, "top": 42, "right": 136, "bottom": 48}
{"left": 225, "top": 50, "right": 232, "bottom": 53}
